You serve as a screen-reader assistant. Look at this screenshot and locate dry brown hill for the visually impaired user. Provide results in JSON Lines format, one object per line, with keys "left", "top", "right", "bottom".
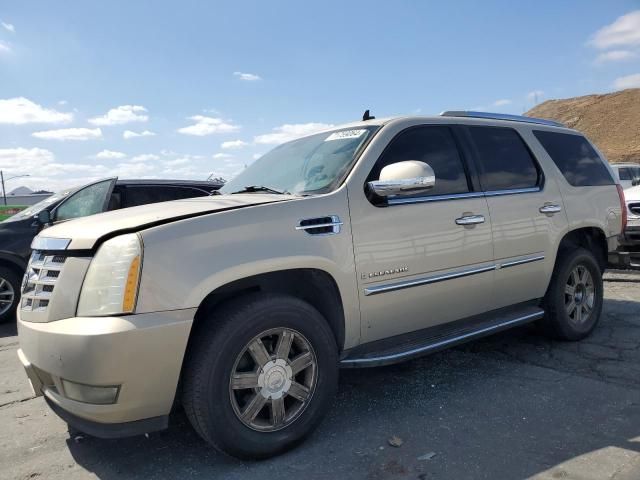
{"left": 526, "top": 88, "right": 640, "bottom": 163}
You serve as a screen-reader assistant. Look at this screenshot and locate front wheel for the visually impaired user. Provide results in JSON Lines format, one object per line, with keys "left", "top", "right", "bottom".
{"left": 0, "top": 267, "right": 20, "bottom": 324}
{"left": 539, "top": 248, "right": 604, "bottom": 340}
{"left": 181, "top": 293, "right": 339, "bottom": 459}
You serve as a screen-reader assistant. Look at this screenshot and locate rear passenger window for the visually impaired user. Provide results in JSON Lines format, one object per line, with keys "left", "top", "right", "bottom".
{"left": 533, "top": 130, "right": 614, "bottom": 186}
{"left": 368, "top": 126, "right": 470, "bottom": 198}
{"left": 125, "top": 186, "right": 206, "bottom": 207}
{"left": 467, "top": 126, "right": 540, "bottom": 191}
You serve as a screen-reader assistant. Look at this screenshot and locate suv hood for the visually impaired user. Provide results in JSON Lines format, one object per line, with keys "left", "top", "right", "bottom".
{"left": 624, "top": 185, "right": 640, "bottom": 202}
{"left": 36, "top": 194, "right": 292, "bottom": 250}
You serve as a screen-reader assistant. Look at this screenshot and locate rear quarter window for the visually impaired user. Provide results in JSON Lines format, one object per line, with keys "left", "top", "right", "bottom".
{"left": 533, "top": 130, "right": 614, "bottom": 187}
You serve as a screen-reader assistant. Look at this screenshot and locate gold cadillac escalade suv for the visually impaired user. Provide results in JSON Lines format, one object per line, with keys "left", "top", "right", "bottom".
{"left": 18, "top": 112, "right": 627, "bottom": 459}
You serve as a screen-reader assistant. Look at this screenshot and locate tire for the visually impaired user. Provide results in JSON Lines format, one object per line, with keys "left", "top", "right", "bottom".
{"left": 539, "top": 247, "right": 603, "bottom": 341}
{"left": 0, "top": 266, "right": 20, "bottom": 324}
{"left": 181, "top": 293, "right": 339, "bottom": 459}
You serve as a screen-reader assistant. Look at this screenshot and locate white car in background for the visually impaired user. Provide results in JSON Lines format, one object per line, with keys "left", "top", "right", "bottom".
{"left": 620, "top": 184, "right": 640, "bottom": 249}
{"left": 610, "top": 163, "right": 640, "bottom": 190}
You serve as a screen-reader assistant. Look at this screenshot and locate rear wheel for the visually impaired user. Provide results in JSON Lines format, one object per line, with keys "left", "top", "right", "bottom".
{"left": 0, "top": 267, "right": 20, "bottom": 324}
{"left": 539, "top": 248, "right": 603, "bottom": 340}
{"left": 182, "top": 293, "right": 339, "bottom": 459}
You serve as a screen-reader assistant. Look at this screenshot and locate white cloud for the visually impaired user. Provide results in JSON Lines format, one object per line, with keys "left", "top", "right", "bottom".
{"left": 612, "top": 73, "right": 640, "bottom": 89}
{"left": 32, "top": 127, "right": 102, "bottom": 141}
{"left": 0, "top": 97, "right": 73, "bottom": 124}
{"left": 493, "top": 99, "right": 512, "bottom": 107}
{"left": 113, "top": 161, "right": 155, "bottom": 177}
{"left": 221, "top": 139, "right": 248, "bottom": 150}
{"left": 89, "top": 105, "right": 149, "bottom": 126}
{"left": 0, "top": 41, "right": 10, "bottom": 53}
{"left": 254, "top": 123, "right": 333, "bottom": 145}
{"left": 594, "top": 50, "right": 638, "bottom": 64}
{"left": 590, "top": 10, "right": 640, "bottom": 50}
{"left": 0, "top": 147, "right": 55, "bottom": 173}
{"left": 1, "top": 22, "right": 15, "bottom": 33}
{"left": 177, "top": 115, "right": 240, "bottom": 136}
{"left": 213, "top": 153, "right": 233, "bottom": 159}
{"left": 94, "top": 150, "right": 126, "bottom": 160}
{"left": 58, "top": 100, "right": 68, "bottom": 106}
{"left": 526, "top": 90, "right": 545, "bottom": 102}
{"left": 164, "top": 157, "right": 191, "bottom": 167}
{"left": 123, "top": 129, "right": 156, "bottom": 139}
{"left": 131, "top": 153, "right": 160, "bottom": 162}
{"left": 252, "top": 153, "right": 263, "bottom": 160}
{"left": 233, "top": 71, "right": 261, "bottom": 81}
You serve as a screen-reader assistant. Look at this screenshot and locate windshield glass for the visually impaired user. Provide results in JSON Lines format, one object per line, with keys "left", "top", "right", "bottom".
{"left": 3, "top": 188, "right": 74, "bottom": 222}
{"left": 220, "top": 126, "right": 379, "bottom": 195}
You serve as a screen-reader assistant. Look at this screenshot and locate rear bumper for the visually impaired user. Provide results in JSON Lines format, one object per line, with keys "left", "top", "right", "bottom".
{"left": 17, "top": 308, "right": 195, "bottom": 432}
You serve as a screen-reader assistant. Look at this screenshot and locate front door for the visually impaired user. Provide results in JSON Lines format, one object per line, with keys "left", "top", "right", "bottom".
{"left": 348, "top": 125, "right": 495, "bottom": 343}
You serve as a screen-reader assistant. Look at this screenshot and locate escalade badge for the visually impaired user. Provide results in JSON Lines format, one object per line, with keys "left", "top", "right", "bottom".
{"left": 362, "top": 266, "right": 408, "bottom": 280}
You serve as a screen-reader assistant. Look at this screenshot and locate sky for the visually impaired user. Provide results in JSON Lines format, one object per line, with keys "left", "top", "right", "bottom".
{"left": 1, "top": 1, "right": 640, "bottom": 192}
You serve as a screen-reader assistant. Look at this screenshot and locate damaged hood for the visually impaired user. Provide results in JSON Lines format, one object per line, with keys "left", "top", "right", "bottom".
{"left": 35, "top": 194, "right": 292, "bottom": 250}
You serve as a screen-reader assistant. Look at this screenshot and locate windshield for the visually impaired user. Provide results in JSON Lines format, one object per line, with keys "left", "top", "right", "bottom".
{"left": 220, "top": 126, "right": 379, "bottom": 195}
{"left": 3, "top": 188, "right": 74, "bottom": 222}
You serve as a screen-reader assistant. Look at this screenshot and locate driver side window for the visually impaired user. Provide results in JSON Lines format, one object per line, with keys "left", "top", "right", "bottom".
{"left": 55, "top": 180, "right": 113, "bottom": 222}
{"left": 368, "top": 126, "right": 470, "bottom": 198}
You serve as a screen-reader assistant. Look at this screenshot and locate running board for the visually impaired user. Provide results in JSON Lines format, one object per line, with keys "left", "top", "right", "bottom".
{"left": 340, "top": 305, "right": 544, "bottom": 368}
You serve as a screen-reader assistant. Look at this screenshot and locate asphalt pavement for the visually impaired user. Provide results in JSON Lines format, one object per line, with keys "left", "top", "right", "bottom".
{"left": 1, "top": 271, "right": 640, "bottom": 479}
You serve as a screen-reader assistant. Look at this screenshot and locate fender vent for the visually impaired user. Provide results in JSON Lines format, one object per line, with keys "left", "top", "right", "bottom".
{"left": 295, "top": 216, "right": 343, "bottom": 235}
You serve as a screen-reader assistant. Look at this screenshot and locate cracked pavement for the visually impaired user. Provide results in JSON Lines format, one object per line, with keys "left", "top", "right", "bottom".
{"left": 1, "top": 271, "right": 639, "bottom": 479}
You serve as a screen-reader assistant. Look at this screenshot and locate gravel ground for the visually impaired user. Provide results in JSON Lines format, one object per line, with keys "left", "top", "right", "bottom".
{"left": 1, "top": 271, "right": 639, "bottom": 480}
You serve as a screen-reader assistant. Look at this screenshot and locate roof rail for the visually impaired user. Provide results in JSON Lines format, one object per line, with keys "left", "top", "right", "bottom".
{"left": 440, "top": 111, "right": 565, "bottom": 128}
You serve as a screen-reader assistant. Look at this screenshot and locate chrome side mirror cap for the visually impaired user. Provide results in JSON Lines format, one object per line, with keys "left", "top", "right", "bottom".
{"left": 367, "top": 161, "right": 435, "bottom": 197}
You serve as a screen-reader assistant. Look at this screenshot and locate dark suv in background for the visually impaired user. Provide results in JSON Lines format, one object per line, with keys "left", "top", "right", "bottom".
{"left": 0, "top": 177, "right": 223, "bottom": 322}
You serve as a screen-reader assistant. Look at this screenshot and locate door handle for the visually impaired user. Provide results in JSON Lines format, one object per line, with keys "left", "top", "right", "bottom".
{"left": 455, "top": 214, "right": 485, "bottom": 226}
{"left": 539, "top": 204, "right": 562, "bottom": 215}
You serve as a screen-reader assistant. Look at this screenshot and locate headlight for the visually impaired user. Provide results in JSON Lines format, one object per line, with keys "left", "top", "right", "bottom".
{"left": 77, "top": 233, "right": 143, "bottom": 316}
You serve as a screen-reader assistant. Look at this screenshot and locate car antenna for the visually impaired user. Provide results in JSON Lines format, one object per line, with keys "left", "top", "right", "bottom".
{"left": 362, "top": 109, "right": 375, "bottom": 121}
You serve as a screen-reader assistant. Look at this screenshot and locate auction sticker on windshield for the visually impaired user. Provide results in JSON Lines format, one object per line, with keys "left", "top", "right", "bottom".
{"left": 325, "top": 129, "right": 367, "bottom": 141}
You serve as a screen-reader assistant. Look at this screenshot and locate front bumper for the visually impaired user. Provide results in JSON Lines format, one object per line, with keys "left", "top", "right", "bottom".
{"left": 619, "top": 222, "right": 640, "bottom": 247}
{"left": 17, "top": 308, "right": 195, "bottom": 436}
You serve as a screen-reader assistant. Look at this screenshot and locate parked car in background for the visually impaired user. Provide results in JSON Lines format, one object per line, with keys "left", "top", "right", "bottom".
{"left": 619, "top": 184, "right": 640, "bottom": 249}
{"left": 610, "top": 163, "right": 640, "bottom": 190}
{"left": 0, "top": 178, "right": 222, "bottom": 323}
{"left": 17, "top": 112, "right": 624, "bottom": 459}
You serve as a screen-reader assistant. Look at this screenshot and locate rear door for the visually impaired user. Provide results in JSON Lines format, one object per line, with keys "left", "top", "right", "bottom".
{"left": 462, "top": 125, "right": 568, "bottom": 307}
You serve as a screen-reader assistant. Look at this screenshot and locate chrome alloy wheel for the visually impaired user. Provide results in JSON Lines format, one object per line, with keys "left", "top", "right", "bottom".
{"left": 564, "top": 265, "right": 595, "bottom": 325}
{"left": 0, "top": 277, "right": 15, "bottom": 316}
{"left": 229, "top": 327, "right": 317, "bottom": 432}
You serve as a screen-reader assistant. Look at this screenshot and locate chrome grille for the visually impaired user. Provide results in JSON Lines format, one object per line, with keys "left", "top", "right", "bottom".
{"left": 21, "top": 251, "right": 67, "bottom": 312}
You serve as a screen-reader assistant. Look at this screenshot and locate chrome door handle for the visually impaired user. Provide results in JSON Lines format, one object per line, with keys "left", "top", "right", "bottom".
{"left": 539, "top": 204, "right": 562, "bottom": 215}
{"left": 455, "top": 214, "right": 485, "bottom": 226}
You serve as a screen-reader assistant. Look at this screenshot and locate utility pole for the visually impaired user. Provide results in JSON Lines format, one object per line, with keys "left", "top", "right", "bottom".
{"left": 0, "top": 171, "right": 5, "bottom": 206}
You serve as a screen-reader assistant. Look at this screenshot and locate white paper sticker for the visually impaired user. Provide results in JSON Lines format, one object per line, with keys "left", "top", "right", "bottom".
{"left": 325, "top": 129, "right": 367, "bottom": 141}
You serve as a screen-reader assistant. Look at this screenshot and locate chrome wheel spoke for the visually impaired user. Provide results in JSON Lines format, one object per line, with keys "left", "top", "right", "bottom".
{"left": 275, "top": 330, "right": 293, "bottom": 360}
{"left": 242, "top": 393, "right": 268, "bottom": 422}
{"left": 566, "top": 300, "right": 576, "bottom": 316}
{"left": 575, "top": 303, "right": 583, "bottom": 323}
{"left": 231, "top": 372, "right": 259, "bottom": 390}
{"left": 0, "top": 279, "right": 5, "bottom": 289}
{"left": 271, "top": 396, "right": 286, "bottom": 427}
{"left": 579, "top": 267, "right": 589, "bottom": 284}
{"left": 565, "top": 284, "right": 575, "bottom": 296}
{"left": 287, "top": 382, "right": 310, "bottom": 402}
{"left": 571, "top": 269, "right": 580, "bottom": 286}
{"left": 248, "top": 339, "right": 271, "bottom": 367}
{"left": 290, "top": 352, "right": 313, "bottom": 375}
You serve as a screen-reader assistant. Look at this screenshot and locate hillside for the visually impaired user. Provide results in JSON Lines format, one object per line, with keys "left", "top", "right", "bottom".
{"left": 526, "top": 88, "right": 640, "bottom": 163}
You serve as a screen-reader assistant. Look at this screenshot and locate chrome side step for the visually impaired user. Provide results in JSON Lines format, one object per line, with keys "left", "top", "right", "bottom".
{"left": 340, "top": 306, "right": 544, "bottom": 368}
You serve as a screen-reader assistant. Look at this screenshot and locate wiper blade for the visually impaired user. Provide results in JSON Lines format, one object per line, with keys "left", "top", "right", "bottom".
{"left": 230, "top": 185, "right": 290, "bottom": 195}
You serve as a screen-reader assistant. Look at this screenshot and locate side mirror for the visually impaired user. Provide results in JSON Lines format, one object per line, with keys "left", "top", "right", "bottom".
{"left": 37, "top": 210, "right": 51, "bottom": 226}
{"left": 367, "top": 161, "right": 435, "bottom": 197}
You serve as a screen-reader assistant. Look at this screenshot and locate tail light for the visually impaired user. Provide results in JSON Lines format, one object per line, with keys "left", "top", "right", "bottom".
{"left": 616, "top": 184, "right": 627, "bottom": 234}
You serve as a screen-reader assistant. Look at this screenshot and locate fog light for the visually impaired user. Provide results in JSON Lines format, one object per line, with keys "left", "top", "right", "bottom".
{"left": 61, "top": 379, "right": 119, "bottom": 405}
